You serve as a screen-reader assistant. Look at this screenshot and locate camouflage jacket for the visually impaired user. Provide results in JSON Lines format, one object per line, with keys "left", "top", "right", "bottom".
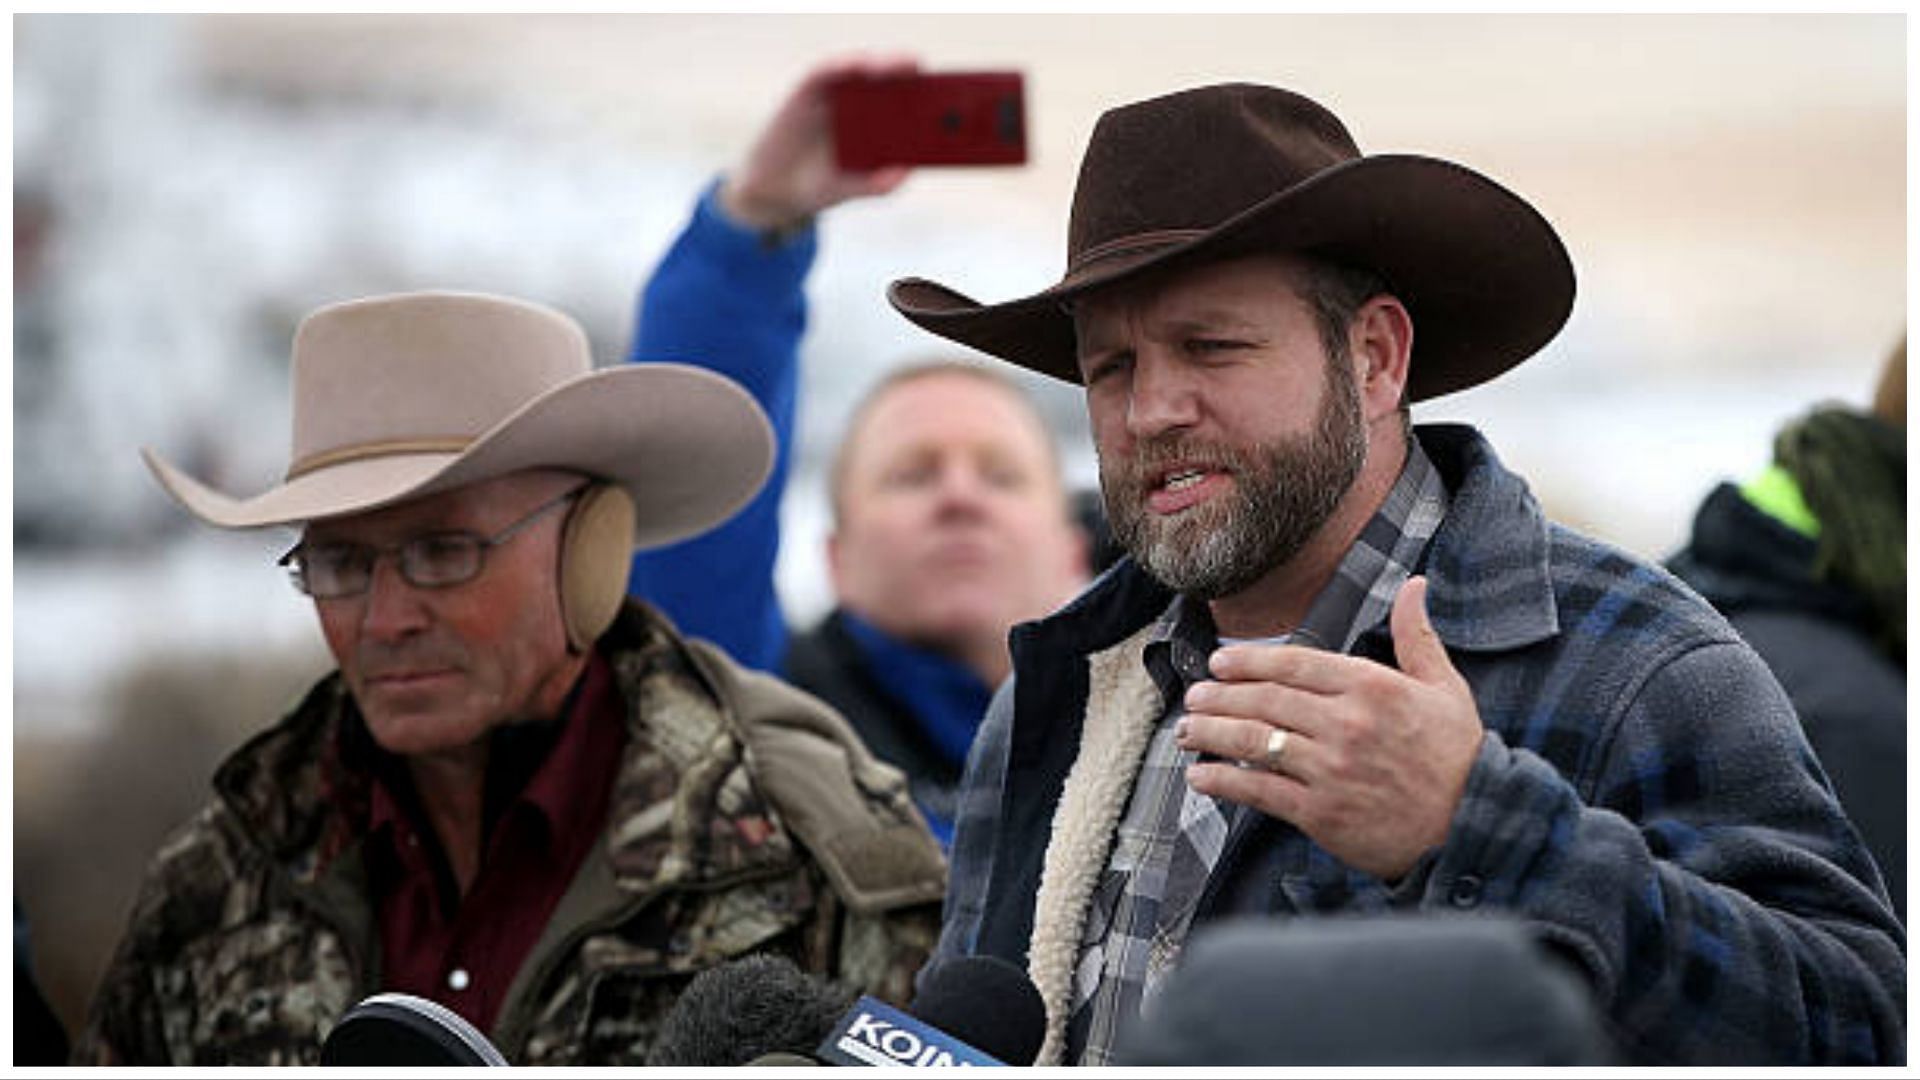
{"left": 75, "top": 603, "right": 946, "bottom": 1065}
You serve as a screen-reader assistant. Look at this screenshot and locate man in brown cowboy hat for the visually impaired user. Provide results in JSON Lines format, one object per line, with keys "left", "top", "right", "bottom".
{"left": 890, "top": 84, "right": 1903, "bottom": 1064}
{"left": 76, "top": 291, "right": 944, "bottom": 1065}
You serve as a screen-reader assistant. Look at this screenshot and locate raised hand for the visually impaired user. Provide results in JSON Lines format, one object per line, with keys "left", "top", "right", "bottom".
{"left": 1177, "top": 576, "right": 1485, "bottom": 880}
{"left": 720, "top": 54, "right": 920, "bottom": 233}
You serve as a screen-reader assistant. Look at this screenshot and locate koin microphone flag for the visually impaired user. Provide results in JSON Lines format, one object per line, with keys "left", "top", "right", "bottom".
{"left": 319, "top": 992, "right": 508, "bottom": 1066}
{"left": 816, "top": 995, "right": 1006, "bottom": 1067}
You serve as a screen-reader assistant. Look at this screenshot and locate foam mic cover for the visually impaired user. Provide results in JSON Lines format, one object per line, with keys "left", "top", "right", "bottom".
{"left": 319, "top": 992, "right": 507, "bottom": 1066}
{"left": 1112, "top": 914, "right": 1613, "bottom": 1065}
{"left": 646, "top": 953, "right": 855, "bottom": 1066}
{"left": 743, "top": 1051, "right": 824, "bottom": 1066}
{"left": 908, "top": 954, "right": 1046, "bottom": 1067}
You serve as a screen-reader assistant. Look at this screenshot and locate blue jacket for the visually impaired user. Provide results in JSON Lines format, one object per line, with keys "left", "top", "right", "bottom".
{"left": 626, "top": 183, "right": 806, "bottom": 673}
{"left": 623, "top": 186, "right": 990, "bottom": 843}
{"left": 939, "top": 424, "right": 1904, "bottom": 1064}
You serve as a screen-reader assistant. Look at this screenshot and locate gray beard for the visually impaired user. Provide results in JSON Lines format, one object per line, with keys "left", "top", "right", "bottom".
{"left": 1101, "top": 361, "right": 1368, "bottom": 601}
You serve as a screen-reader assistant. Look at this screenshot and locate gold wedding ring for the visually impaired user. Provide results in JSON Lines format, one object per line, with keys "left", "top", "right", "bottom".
{"left": 1262, "top": 728, "right": 1290, "bottom": 773}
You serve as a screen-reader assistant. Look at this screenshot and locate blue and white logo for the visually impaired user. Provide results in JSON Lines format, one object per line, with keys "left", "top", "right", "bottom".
{"left": 817, "top": 996, "right": 1004, "bottom": 1067}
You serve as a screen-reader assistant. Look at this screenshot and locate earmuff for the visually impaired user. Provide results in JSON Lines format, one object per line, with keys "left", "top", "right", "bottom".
{"left": 558, "top": 483, "right": 636, "bottom": 652}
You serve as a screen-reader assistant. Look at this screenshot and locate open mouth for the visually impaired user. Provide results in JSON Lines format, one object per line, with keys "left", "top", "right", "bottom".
{"left": 1163, "top": 468, "right": 1208, "bottom": 492}
{"left": 1146, "top": 463, "right": 1227, "bottom": 515}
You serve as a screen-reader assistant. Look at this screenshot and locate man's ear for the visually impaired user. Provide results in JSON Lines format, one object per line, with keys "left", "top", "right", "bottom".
{"left": 1349, "top": 294, "right": 1414, "bottom": 421}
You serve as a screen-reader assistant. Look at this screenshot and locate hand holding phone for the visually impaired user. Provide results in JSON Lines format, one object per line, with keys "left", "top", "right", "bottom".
{"left": 722, "top": 55, "right": 920, "bottom": 233}
{"left": 829, "top": 71, "right": 1028, "bottom": 170}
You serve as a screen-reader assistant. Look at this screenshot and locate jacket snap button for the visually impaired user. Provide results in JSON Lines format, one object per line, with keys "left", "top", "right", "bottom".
{"left": 1448, "top": 875, "right": 1484, "bottom": 908}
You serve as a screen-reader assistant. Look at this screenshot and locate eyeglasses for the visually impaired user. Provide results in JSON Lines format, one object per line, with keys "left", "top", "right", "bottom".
{"left": 278, "top": 485, "right": 587, "bottom": 599}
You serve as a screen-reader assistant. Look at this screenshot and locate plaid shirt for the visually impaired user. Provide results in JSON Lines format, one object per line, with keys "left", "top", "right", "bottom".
{"left": 931, "top": 424, "right": 1903, "bottom": 1065}
{"left": 1067, "top": 438, "right": 1448, "bottom": 1064}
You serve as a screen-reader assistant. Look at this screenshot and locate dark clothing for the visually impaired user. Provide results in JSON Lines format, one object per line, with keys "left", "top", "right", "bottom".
{"left": 15, "top": 901, "right": 70, "bottom": 1067}
{"left": 1671, "top": 481, "right": 1907, "bottom": 917}
{"left": 786, "top": 610, "right": 982, "bottom": 844}
{"left": 940, "top": 424, "right": 1904, "bottom": 1065}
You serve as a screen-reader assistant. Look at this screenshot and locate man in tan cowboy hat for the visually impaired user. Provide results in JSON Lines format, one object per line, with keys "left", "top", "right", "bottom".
{"left": 889, "top": 84, "right": 1903, "bottom": 1064}
{"left": 76, "top": 291, "right": 944, "bottom": 1065}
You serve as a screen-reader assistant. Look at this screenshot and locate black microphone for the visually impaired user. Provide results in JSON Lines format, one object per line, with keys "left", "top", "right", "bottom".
{"left": 1111, "top": 913, "right": 1614, "bottom": 1065}
{"left": 811, "top": 953, "right": 1045, "bottom": 1067}
{"left": 647, "top": 953, "right": 856, "bottom": 1067}
{"left": 319, "top": 992, "right": 507, "bottom": 1066}
{"left": 648, "top": 951, "right": 1045, "bottom": 1068}
{"left": 907, "top": 954, "right": 1046, "bottom": 1067}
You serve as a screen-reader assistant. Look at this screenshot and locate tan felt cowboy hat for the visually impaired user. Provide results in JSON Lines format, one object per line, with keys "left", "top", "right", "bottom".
{"left": 142, "top": 290, "right": 774, "bottom": 549}
{"left": 888, "top": 83, "right": 1575, "bottom": 401}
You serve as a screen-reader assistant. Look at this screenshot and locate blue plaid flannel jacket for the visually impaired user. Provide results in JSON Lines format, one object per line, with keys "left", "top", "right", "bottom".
{"left": 932, "top": 423, "right": 1904, "bottom": 1064}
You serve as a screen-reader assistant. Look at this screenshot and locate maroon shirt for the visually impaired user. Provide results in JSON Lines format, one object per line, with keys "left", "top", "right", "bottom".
{"left": 362, "top": 651, "right": 626, "bottom": 1034}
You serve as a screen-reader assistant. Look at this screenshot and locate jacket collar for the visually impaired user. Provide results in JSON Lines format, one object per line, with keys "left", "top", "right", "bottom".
{"left": 1413, "top": 423, "right": 1560, "bottom": 652}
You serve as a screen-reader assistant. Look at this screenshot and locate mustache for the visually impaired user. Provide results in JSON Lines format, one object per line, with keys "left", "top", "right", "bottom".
{"left": 354, "top": 638, "right": 467, "bottom": 679}
{"left": 1109, "top": 435, "right": 1249, "bottom": 483}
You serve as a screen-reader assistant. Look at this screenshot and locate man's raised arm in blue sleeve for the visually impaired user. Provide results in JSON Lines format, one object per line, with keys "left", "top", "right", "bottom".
{"left": 625, "top": 56, "right": 916, "bottom": 671}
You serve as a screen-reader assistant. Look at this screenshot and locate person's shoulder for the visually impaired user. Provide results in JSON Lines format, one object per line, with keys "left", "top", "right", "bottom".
{"left": 781, "top": 613, "right": 869, "bottom": 703}
{"left": 1543, "top": 520, "right": 1740, "bottom": 648}
{"left": 1422, "top": 422, "right": 1741, "bottom": 654}
{"left": 681, "top": 635, "right": 948, "bottom": 915}
{"left": 113, "top": 795, "right": 266, "bottom": 957}
{"left": 604, "top": 605, "right": 944, "bottom": 913}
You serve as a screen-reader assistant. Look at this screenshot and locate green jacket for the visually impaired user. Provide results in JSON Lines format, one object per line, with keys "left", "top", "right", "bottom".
{"left": 75, "top": 603, "right": 946, "bottom": 1065}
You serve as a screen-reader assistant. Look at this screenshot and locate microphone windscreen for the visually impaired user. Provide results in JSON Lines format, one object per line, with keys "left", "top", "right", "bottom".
{"left": 1113, "top": 914, "right": 1612, "bottom": 1065}
{"left": 319, "top": 992, "right": 507, "bottom": 1066}
{"left": 909, "top": 954, "right": 1046, "bottom": 1067}
{"left": 742, "top": 1050, "right": 823, "bottom": 1066}
{"left": 646, "top": 953, "right": 855, "bottom": 1067}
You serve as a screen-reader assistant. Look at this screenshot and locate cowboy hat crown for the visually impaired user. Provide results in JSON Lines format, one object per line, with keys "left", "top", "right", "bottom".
{"left": 889, "top": 82, "right": 1575, "bottom": 401}
{"left": 142, "top": 290, "right": 773, "bottom": 549}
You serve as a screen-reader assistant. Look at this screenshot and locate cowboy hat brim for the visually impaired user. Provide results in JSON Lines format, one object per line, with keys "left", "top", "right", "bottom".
{"left": 889, "top": 154, "right": 1574, "bottom": 402}
{"left": 143, "top": 362, "right": 774, "bottom": 549}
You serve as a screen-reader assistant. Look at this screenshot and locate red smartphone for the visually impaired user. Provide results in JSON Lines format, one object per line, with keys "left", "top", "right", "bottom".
{"left": 829, "top": 71, "right": 1027, "bottom": 170}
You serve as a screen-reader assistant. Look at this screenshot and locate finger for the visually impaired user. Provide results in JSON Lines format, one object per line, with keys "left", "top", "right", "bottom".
{"left": 1186, "top": 758, "right": 1309, "bottom": 823}
{"left": 1208, "top": 641, "right": 1366, "bottom": 695}
{"left": 1390, "top": 575, "right": 1456, "bottom": 686}
{"left": 865, "top": 53, "right": 923, "bottom": 77}
{"left": 804, "top": 53, "right": 921, "bottom": 95}
{"left": 1182, "top": 679, "right": 1333, "bottom": 740}
{"left": 803, "top": 53, "right": 882, "bottom": 88}
{"left": 857, "top": 165, "right": 914, "bottom": 195}
{"left": 1178, "top": 713, "right": 1313, "bottom": 778}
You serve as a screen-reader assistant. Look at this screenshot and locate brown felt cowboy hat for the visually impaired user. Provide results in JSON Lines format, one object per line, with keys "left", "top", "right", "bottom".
{"left": 142, "top": 290, "right": 774, "bottom": 548}
{"left": 888, "top": 83, "right": 1575, "bottom": 401}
